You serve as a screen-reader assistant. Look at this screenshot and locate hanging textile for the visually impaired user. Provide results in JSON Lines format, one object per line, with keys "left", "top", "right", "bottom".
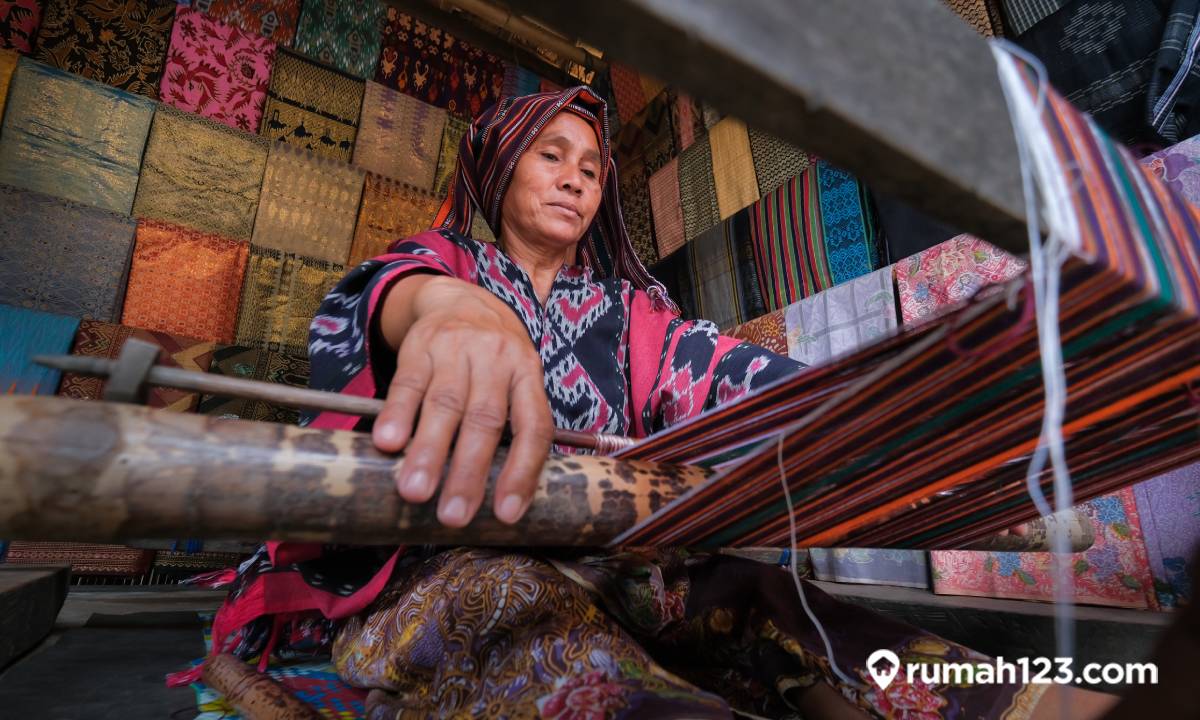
{"left": 57, "top": 320, "right": 215, "bottom": 412}
{"left": 700, "top": 102, "right": 724, "bottom": 130}
{"left": 648, "top": 156, "right": 685, "bottom": 260}
{"left": 5, "top": 541, "right": 154, "bottom": 575}
{"left": 726, "top": 309, "right": 788, "bottom": 356}
{"left": 0, "top": 306, "right": 79, "bottom": 395}
{"left": 121, "top": 219, "right": 249, "bottom": 344}
{"left": 1133, "top": 464, "right": 1200, "bottom": 607}
{"left": 669, "top": 90, "right": 704, "bottom": 154}
{"left": 1000, "top": 0, "right": 1066, "bottom": 36}
{"left": 292, "top": 0, "right": 384, "bottom": 79}
{"left": 347, "top": 173, "right": 441, "bottom": 266}
{"left": 809, "top": 549, "right": 930, "bottom": 589}
{"left": 618, "top": 158, "right": 658, "bottom": 269}
{"left": 32, "top": 0, "right": 175, "bottom": 98}
{"left": 0, "top": 184, "right": 136, "bottom": 321}
{"left": 354, "top": 81, "right": 446, "bottom": 189}
{"left": 260, "top": 48, "right": 363, "bottom": 161}
{"left": 613, "top": 92, "right": 675, "bottom": 175}
{"left": 133, "top": 105, "right": 269, "bottom": 240}
{"left": 747, "top": 127, "right": 813, "bottom": 198}
{"left": 160, "top": 7, "right": 277, "bottom": 133}
{"left": 0, "top": 0, "right": 40, "bottom": 53}
{"left": 608, "top": 60, "right": 649, "bottom": 125}
{"left": 940, "top": 0, "right": 1007, "bottom": 37}
{"left": 895, "top": 234, "right": 1027, "bottom": 326}
{"left": 198, "top": 344, "right": 311, "bottom": 424}
{"left": 235, "top": 247, "right": 345, "bottom": 354}
{"left": 0, "top": 58, "right": 154, "bottom": 214}
{"left": 709, "top": 117, "right": 760, "bottom": 219}
{"left": 678, "top": 134, "right": 720, "bottom": 242}
{"left": 688, "top": 210, "right": 765, "bottom": 330}
{"left": 784, "top": 266, "right": 899, "bottom": 367}
{"left": 252, "top": 142, "right": 365, "bottom": 264}
{"left": 500, "top": 62, "right": 541, "bottom": 99}
{"left": 873, "top": 191, "right": 964, "bottom": 264}
{"left": 648, "top": 248, "right": 698, "bottom": 321}
{"left": 433, "top": 115, "right": 468, "bottom": 197}
{"left": 196, "top": 0, "right": 301, "bottom": 45}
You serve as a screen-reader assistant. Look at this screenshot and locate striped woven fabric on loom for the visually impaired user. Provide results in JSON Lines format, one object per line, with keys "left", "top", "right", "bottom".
{"left": 348, "top": 173, "right": 442, "bottom": 266}
{"left": 198, "top": 344, "right": 311, "bottom": 424}
{"left": 198, "top": 0, "right": 301, "bottom": 45}
{"left": 354, "top": 81, "right": 446, "bottom": 189}
{"left": 235, "top": 247, "right": 345, "bottom": 354}
{"left": 613, "top": 76, "right": 1200, "bottom": 550}
{"left": 260, "top": 48, "right": 363, "bottom": 161}
{"left": 292, "top": 0, "right": 384, "bottom": 79}
{"left": 0, "top": 306, "right": 79, "bottom": 396}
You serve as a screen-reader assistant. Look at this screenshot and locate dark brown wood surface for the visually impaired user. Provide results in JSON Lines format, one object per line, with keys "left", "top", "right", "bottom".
{"left": 0, "top": 565, "right": 70, "bottom": 671}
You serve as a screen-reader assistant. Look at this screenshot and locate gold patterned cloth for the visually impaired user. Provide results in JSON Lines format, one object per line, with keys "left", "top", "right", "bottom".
{"left": 748, "top": 127, "right": 813, "bottom": 197}
{"left": 678, "top": 134, "right": 720, "bottom": 242}
{"left": 433, "top": 114, "right": 468, "bottom": 196}
{"left": 260, "top": 48, "right": 364, "bottom": 162}
{"left": 0, "top": 49, "right": 16, "bottom": 119}
{"left": 252, "top": 142, "right": 365, "bottom": 264}
{"left": 235, "top": 246, "right": 345, "bottom": 353}
{"left": 133, "top": 104, "right": 269, "bottom": 240}
{"left": 709, "top": 117, "right": 760, "bottom": 219}
{"left": 354, "top": 80, "right": 446, "bottom": 190}
{"left": 0, "top": 58, "right": 154, "bottom": 214}
{"left": 347, "top": 172, "right": 440, "bottom": 266}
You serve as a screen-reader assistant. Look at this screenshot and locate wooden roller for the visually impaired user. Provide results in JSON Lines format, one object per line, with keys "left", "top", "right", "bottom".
{"left": 202, "top": 653, "right": 323, "bottom": 720}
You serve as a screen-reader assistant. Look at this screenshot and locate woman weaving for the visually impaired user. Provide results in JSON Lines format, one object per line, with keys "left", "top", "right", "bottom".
{"left": 201, "top": 87, "right": 1120, "bottom": 719}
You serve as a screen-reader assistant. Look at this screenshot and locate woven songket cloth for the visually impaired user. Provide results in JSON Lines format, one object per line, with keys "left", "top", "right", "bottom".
{"left": 433, "top": 115, "right": 468, "bottom": 196}
{"left": 618, "top": 157, "right": 657, "bottom": 268}
{"left": 235, "top": 247, "right": 345, "bottom": 353}
{"left": 253, "top": 142, "right": 365, "bottom": 264}
{"left": 747, "top": 127, "right": 813, "bottom": 197}
{"left": 809, "top": 549, "right": 929, "bottom": 589}
{"left": 1132, "top": 463, "right": 1199, "bottom": 608}
{"left": 375, "top": 7, "right": 503, "bottom": 118}
{"left": 160, "top": 7, "right": 277, "bottom": 133}
{"left": 133, "top": 104, "right": 269, "bottom": 240}
{"left": 687, "top": 210, "right": 766, "bottom": 330}
{"left": 1000, "top": 0, "right": 1065, "bottom": 35}
{"left": 784, "top": 266, "right": 899, "bottom": 367}
{"left": 354, "top": 81, "right": 447, "bottom": 189}
{"left": 293, "top": 0, "right": 383, "bottom": 79}
{"left": 260, "top": 48, "right": 363, "bottom": 161}
{"left": 648, "top": 156, "right": 685, "bottom": 259}
{"left": 198, "top": 344, "right": 310, "bottom": 424}
{"left": 708, "top": 117, "right": 760, "bottom": 219}
{"left": 726, "top": 308, "right": 788, "bottom": 356}
{"left": 122, "top": 219, "right": 249, "bottom": 343}
{"left": 196, "top": 0, "right": 300, "bottom": 44}
{"left": 747, "top": 161, "right": 882, "bottom": 312}
{"left": 895, "top": 234, "right": 1026, "bottom": 326}
{"left": 0, "top": 184, "right": 136, "bottom": 321}
{"left": 0, "top": 306, "right": 78, "bottom": 395}
{"left": 0, "top": 58, "right": 154, "bottom": 214}
{"left": 348, "top": 173, "right": 440, "bottom": 266}
{"left": 5, "top": 542, "right": 154, "bottom": 575}
{"left": 678, "top": 133, "right": 720, "bottom": 242}
{"left": 0, "top": 0, "right": 40, "bottom": 52}
{"left": 32, "top": 0, "right": 175, "bottom": 98}
{"left": 57, "top": 320, "right": 215, "bottom": 412}
{"left": 940, "top": 0, "right": 1007, "bottom": 37}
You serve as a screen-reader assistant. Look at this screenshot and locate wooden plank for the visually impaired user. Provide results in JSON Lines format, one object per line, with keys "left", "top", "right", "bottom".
{"left": 0, "top": 565, "right": 70, "bottom": 670}
{"left": 503, "top": 0, "right": 1029, "bottom": 254}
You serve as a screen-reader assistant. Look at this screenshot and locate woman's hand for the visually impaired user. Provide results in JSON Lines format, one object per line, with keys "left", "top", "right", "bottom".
{"left": 371, "top": 274, "right": 554, "bottom": 528}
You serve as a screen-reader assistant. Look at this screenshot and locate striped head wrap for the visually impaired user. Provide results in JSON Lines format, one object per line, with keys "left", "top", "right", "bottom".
{"left": 429, "top": 85, "right": 674, "bottom": 311}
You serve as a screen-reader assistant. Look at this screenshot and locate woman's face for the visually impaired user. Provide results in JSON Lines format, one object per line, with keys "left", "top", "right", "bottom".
{"left": 500, "top": 112, "right": 603, "bottom": 252}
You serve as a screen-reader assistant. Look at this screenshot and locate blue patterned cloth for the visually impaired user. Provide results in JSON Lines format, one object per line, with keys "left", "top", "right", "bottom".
{"left": 0, "top": 305, "right": 79, "bottom": 395}
{"left": 817, "top": 162, "right": 880, "bottom": 286}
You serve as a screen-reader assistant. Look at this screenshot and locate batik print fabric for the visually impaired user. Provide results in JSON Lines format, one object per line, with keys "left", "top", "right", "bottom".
{"left": 808, "top": 548, "right": 930, "bottom": 588}
{"left": 160, "top": 7, "right": 277, "bottom": 133}
{"left": 346, "top": 172, "right": 441, "bottom": 266}
{"left": 0, "top": 306, "right": 79, "bottom": 395}
{"left": 726, "top": 309, "right": 787, "bottom": 355}
{"left": 0, "top": 184, "right": 136, "bottom": 321}
{"left": 687, "top": 210, "right": 765, "bottom": 330}
{"left": 708, "top": 117, "right": 760, "bottom": 219}
{"left": 894, "top": 234, "right": 1027, "bottom": 326}
{"left": 0, "top": 0, "right": 41, "bottom": 53}
{"left": 648, "top": 157, "right": 685, "bottom": 259}
{"left": 353, "top": 81, "right": 446, "bottom": 189}
{"left": 0, "top": 58, "right": 154, "bottom": 214}
{"left": 235, "top": 247, "right": 345, "bottom": 354}
{"left": 121, "top": 220, "right": 249, "bottom": 343}
{"left": 1142, "top": 132, "right": 1200, "bottom": 202}
{"left": 133, "top": 104, "right": 269, "bottom": 240}
{"left": 252, "top": 142, "right": 364, "bottom": 264}
{"left": 198, "top": 344, "right": 310, "bottom": 424}
{"left": 57, "top": 320, "right": 215, "bottom": 412}
{"left": 292, "top": 0, "right": 383, "bottom": 79}
{"left": 260, "top": 48, "right": 363, "bottom": 161}
{"left": 1132, "top": 464, "right": 1200, "bottom": 607}
{"left": 784, "top": 266, "right": 899, "bottom": 367}
{"left": 195, "top": 0, "right": 299, "bottom": 44}
{"left": 33, "top": 0, "right": 175, "bottom": 98}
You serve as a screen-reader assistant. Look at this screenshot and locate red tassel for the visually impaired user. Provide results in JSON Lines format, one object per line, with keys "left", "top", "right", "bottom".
{"left": 165, "top": 663, "right": 205, "bottom": 688}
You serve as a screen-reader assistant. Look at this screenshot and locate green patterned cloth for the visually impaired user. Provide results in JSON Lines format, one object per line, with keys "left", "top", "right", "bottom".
{"left": 293, "top": 0, "right": 384, "bottom": 79}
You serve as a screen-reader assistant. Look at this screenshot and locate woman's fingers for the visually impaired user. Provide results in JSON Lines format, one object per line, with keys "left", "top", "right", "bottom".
{"left": 493, "top": 367, "right": 554, "bottom": 524}
{"left": 374, "top": 336, "right": 433, "bottom": 454}
{"left": 393, "top": 348, "right": 469, "bottom": 505}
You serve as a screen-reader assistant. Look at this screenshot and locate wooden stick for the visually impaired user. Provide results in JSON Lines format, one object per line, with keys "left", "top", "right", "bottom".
{"left": 201, "top": 654, "right": 323, "bottom": 720}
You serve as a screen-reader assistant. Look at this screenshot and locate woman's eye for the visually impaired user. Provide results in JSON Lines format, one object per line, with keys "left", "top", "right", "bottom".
{"left": 582, "top": 169, "right": 596, "bottom": 179}
{"left": 542, "top": 152, "right": 558, "bottom": 161}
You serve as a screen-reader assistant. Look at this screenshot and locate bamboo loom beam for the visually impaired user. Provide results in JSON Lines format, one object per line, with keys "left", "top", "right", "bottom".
{"left": 503, "top": 0, "right": 1028, "bottom": 254}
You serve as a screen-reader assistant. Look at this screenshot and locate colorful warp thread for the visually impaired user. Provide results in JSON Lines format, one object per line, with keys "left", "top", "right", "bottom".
{"left": 709, "top": 117, "right": 760, "bottom": 219}
{"left": 121, "top": 220, "right": 249, "bottom": 343}
{"left": 648, "top": 157, "right": 685, "bottom": 259}
{"left": 0, "top": 58, "right": 154, "bottom": 214}
{"left": 354, "top": 81, "right": 446, "bottom": 189}
{"left": 0, "top": 0, "right": 40, "bottom": 53}
{"left": 198, "top": 344, "right": 310, "bottom": 424}
{"left": 160, "top": 7, "right": 277, "bottom": 133}
{"left": 0, "top": 306, "right": 79, "bottom": 395}
{"left": 809, "top": 549, "right": 930, "bottom": 589}
{"left": 253, "top": 142, "right": 364, "bottom": 264}
{"left": 784, "top": 266, "right": 899, "bottom": 368}
{"left": 348, "top": 173, "right": 441, "bottom": 266}
{"left": 747, "top": 127, "right": 813, "bottom": 197}
{"left": 0, "top": 49, "right": 15, "bottom": 119}
{"left": 688, "top": 210, "right": 765, "bottom": 330}
{"left": 57, "top": 320, "right": 215, "bottom": 412}
{"left": 433, "top": 115, "right": 468, "bottom": 196}
{"left": 4, "top": 541, "right": 154, "bottom": 575}
{"left": 895, "top": 234, "right": 1027, "bottom": 326}
{"left": 133, "top": 104, "right": 269, "bottom": 240}
{"left": 260, "top": 48, "right": 363, "bottom": 161}
{"left": 293, "top": 0, "right": 384, "bottom": 79}
{"left": 618, "top": 157, "right": 658, "bottom": 268}
{"left": 726, "top": 309, "right": 788, "bottom": 356}
{"left": 1132, "top": 464, "right": 1199, "bottom": 608}
{"left": 196, "top": 0, "right": 301, "bottom": 44}
{"left": 33, "top": 0, "right": 175, "bottom": 98}
{"left": 678, "top": 134, "right": 720, "bottom": 242}
{"left": 0, "top": 184, "right": 136, "bottom": 321}
{"left": 235, "top": 247, "right": 345, "bottom": 354}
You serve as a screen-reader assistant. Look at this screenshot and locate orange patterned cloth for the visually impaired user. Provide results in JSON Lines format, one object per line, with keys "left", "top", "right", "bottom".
{"left": 347, "top": 173, "right": 442, "bottom": 266}
{"left": 726, "top": 309, "right": 787, "bottom": 355}
{"left": 121, "top": 220, "right": 250, "bottom": 343}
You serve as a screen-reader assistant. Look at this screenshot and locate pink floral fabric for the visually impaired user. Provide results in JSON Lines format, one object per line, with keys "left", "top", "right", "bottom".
{"left": 894, "top": 234, "right": 1027, "bottom": 326}
{"left": 160, "top": 7, "right": 277, "bottom": 133}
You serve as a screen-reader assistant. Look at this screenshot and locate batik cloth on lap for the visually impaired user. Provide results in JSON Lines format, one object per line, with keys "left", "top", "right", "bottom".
{"left": 1132, "top": 464, "right": 1200, "bottom": 607}
{"left": 648, "top": 156, "right": 685, "bottom": 259}
{"left": 253, "top": 142, "right": 364, "bottom": 264}
{"left": 0, "top": 0, "right": 41, "bottom": 53}
{"left": 809, "top": 548, "right": 930, "bottom": 588}
{"left": 726, "top": 309, "right": 788, "bottom": 356}
{"left": 678, "top": 134, "right": 720, "bottom": 242}
{"left": 894, "top": 234, "right": 1026, "bottom": 326}
{"left": 709, "top": 117, "right": 760, "bottom": 219}
{"left": 0, "top": 184, "right": 136, "bottom": 321}
{"left": 198, "top": 344, "right": 310, "bottom": 424}
{"left": 347, "top": 172, "right": 441, "bottom": 266}
{"left": 121, "top": 220, "right": 249, "bottom": 343}
{"left": 0, "top": 58, "right": 154, "bottom": 214}
{"left": 195, "top": 0, "right": 300, "bottom": 45}
{"left": 0, "top": 306, "right": 78, "bottom": 395}
{"left": 133, "top": 104, "right": 269, "bottom": 240}
{"left": 57, "top": 320, "right": 215, "bottom": 412}
{"left": 354, "top": 81, "right": 446, "bottom": 189}
{"left": 747, "top": 127, "right": 813, "bottom": 197}
{"left": 33, "top": 0, "right": 175, "bottom": 98}
{"left": 784, "top": 266, "right": 899, "bottom": 367}
{"left": 260, "top": 48, "right": 363, "bottom": 161}
{"left": 160, "top": 7, "right": 277, "bottom": 133}
{"left": 293, "top": 0, "right": 383, "bottom": 79}
{"left": 235, "top": 247, "right": 345, "bottom": 354}
{"left": 433, "top": 114, "right": 468, "bottom": 196}
{"left": 688, "top": 210, "right": 765, "bottom": 330}
{"left": 618, "top": 157, "right": 658, "bottom": 268}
